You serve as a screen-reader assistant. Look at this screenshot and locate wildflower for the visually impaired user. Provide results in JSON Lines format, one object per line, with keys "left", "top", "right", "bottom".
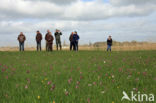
{"left": 93, "top": 82, "right": 96, "bottom": 85}
{"left": 5, "top": 75, "right": 8, "bottom": 79}
{"left": 103, "top": 61, "right": 106, "bottom": 63}
{"left": 50, "top": 84, "right": 55, "bottom": 91}
{"left": 80, "top": 75, "right": 83, "bottom": 79}
{"left": 53, "top": 101, "right": 55, "bottom": 103}
{"left": 68, "top": 78, "right": 72, "bottom": 84}
{"left": 87, "top": 98, "right": 90, "bottom": 103}
{"left": 47, "top": 81, "right": 52, "bottom": 85}
{"left": 41, "top": 80, "right": 44, "bottom": 83}
{"left": 25, "top": 85, "right": 28, "bottom": 89}
{"left": 101, "top": 91, "right": 105, "bottom": 94}
{"left": 26, "top": 70, "right": 30, "bottom": 74}
{"left": 37, "top": 96, "right": 40, "bottom": 99}
{"left": 88, "top": 84, "right": 92, "bottom": 86}
{"left": 76, "top": 81, "right": 80, "bottom": 85}
{"left": 135, "top": 78, "right": 139, "bottom": 82}
{"left": 75, "top": 85, "right": 79, "bottom": 89}
{"left": 65, "top": 91, "right": 69, "bottom": 96}
{"left": 45, "top": 78, "right": 48, "bottom": 81}
{"left": 26, "top": 78, "right": 30, "bottom": 84}
{"left": 111, "top": 75, "right": 115, "bottom": 78}
{"left": 142, "top": 72, "right": 147, "bottom": 76}
{"left": 112, "top": 101, "right": 114, "bottom": 103}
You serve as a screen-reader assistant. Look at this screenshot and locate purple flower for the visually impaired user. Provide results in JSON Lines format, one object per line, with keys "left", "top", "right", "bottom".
{"left": 25, "top": 85, "right": 28, "bottom": 89}
{"left": 47, "top": 81, "right": 52, "bottom": 85}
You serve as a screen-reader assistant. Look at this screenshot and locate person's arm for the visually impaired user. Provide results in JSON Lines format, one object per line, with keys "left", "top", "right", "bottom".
{"left": 17, "top": 36, "right": 19, "bottom": 40}
{"left": 45, "top": 34, "right": 47, "bottom": 40}
{"left": 52, "top": 35, "right": 54, "bottom": 41}
{"left": 41, "top": 34, "right": 42, "bottom": 40}
{"left": 69, "top": 35, "right": 71, "bottom": 41}
{"left": 24, "top": 35, "right": 26, "bottom": 41}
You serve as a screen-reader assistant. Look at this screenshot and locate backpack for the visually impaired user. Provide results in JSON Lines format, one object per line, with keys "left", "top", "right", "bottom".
{"left": 19, "top": 35, "right": 25, "bottom": 42}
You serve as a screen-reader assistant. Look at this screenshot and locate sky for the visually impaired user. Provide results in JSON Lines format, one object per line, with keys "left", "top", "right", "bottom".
{"left": 0, "top": 0, "right": 156, "bottom": 47}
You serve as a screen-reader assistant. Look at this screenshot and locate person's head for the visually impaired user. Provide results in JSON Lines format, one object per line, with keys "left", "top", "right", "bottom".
{"left": 74, "top": 31, "right": 77, "bottom": 34}
{"left": 56, "top": 29, "right": 58, "bottom": 32}
{"left": 71, "top": 32, "right": 74, "bottom": 35}
{"left": 47, "top": 29, "right": 50, "bottom": 33}
{"left": 20, "top": 32, "right": 23, "bottom": 35}
{"left": 36, "top": 30, "right": 40, "bottom": 33}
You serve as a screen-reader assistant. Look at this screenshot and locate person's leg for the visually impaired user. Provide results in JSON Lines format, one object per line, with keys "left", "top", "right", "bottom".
{"left": 37, "top": 42, "right": 38, "bottom": 51}
{"left": 70, "top": 42, "right": 72, "bottom": 51}
{"left": 51, "top": 44, "right": 53, "bottom": 51}
{"left": 39, "top": 42, "right": 41, "bottom": 51}
{"left": 108, "top": 45, "right": 111, "bottom": 51}
{"left": 19, "top": 42, "right": 21, "bottom": 51}
{"left": 107, "top": 45, "right": 109, "bottom": 51}
{"left": 46, "top": 42, "right": 48, "bottom": 51}
{"left": 21, "top": 42, "right": 24, "bottom": 51}
{"left": 59, "top": 40, "right": 62, "bottom": 50}
{"left": 76, "top": 41, "right": 78, "bottom": 51}
{"left": 73, "top": 41, "right": 76, "bottom": 51}
{"left": 56, "top": 40, "right": 58, "bottom": 51}
{"left": 110, "top": 45, "right": 111, "bottom": 51}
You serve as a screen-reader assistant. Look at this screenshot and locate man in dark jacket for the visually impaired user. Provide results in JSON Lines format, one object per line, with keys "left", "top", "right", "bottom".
{"left": 69, "top": 32, "right": 74, "bottom": 51}
{"left": 45, "top": 30, "right": 50, "bottom": 51}
{"left": 36, "top": 30, "right": 42, "bottom": 51}
{"left": 54, "top": 29, "right": 62, "bottom": 50}
{"left": 107, "top": 36, "right": 113, "bottom": 51}
{"left": 17, "top": 32, "right": 26, "bottom": 51}
{"left": 45, "top": 32, "right": 54, "bottom": 51}
{"left": 73, "top": 31, "right": 80, "bottom": 51}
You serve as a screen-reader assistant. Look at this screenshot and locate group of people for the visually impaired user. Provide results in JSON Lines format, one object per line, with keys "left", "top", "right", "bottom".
{"left": 17, "top": 30, "right": 113, "bottom": 52}
{"left": 17, "top": 29, "right": 80, "bottom": 51}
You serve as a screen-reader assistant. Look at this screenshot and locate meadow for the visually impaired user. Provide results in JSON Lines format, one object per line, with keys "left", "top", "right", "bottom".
{"left": 0, "top": 50, "right": 156, "bottom": 103}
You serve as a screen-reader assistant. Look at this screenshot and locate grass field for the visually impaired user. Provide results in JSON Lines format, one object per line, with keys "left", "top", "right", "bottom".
{"left": 0, "top": 51, "right": 156, "bottom": 103}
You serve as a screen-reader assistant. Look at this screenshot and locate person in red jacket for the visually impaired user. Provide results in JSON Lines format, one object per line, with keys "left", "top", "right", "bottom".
{"left": 45, "top": 32, "right": 54, "bottom": 51}
{"left": 17, "top": 32, "right": 26, "bottom": 51}
{"left": 36, "top": 30, "right": 42, "bottom": 51}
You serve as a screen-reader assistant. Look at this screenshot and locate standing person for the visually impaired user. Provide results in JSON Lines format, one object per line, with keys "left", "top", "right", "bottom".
{"left": 69, "top": 32, "right": 74, "bottom": 51}
{"left": 45, "top": 32, "right": 54, "bottom": 51}
{"left": 54, "top": 29, "right": 62, "bottom": 50}
{"left": 107, "top": 36, "right": 113, "bottom": 51}
{"left": 36, "top": 30, "right": 42, "bottom": 51}
{"left": 73, "top": 31, "right": 80, "bottom": 51}
{"left": 45, "top": 30, "right": 50, "bottom": 51}
{"left": 17, "top": 32, "right": 26, "bottom": 51}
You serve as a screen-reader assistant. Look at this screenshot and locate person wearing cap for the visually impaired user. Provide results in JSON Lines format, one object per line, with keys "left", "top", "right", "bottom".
{"left": 36, "top": 30, "right": 42, "bottom": 51}
{"left": 54, "top": 29, "right": 62, "bottom": 50}
{"left": 107, "top": 35, "right": 113, "bottom": 51}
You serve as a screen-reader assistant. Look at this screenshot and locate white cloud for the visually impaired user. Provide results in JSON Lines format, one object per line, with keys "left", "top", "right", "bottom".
{"left": 0, "top": 0, "right": 156, "bottom": 20}
{"left": 110, "top": 0, "right": 156, "bottom": 6}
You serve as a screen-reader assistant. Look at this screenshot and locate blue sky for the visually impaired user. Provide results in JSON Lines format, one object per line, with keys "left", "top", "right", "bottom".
{"left": 0, "top": 0, "right": 156, "bottom": 47}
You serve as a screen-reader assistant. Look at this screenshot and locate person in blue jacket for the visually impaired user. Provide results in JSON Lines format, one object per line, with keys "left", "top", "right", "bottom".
{"left": 73, "top": 31, "right": 80, "bottom": 51}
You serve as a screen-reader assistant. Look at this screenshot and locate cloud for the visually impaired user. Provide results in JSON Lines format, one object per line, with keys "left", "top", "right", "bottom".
{"left": 110, "top": 0, "right": 156, "bottom": 6}
{"left": 25, "top": 0, "right": 78, "bottom": 5}
{"left": 0, "top": 0, "right": 156, "bottom": 21}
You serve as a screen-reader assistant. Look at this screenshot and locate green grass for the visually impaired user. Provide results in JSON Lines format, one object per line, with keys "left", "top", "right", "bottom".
{"left": 0, "top": 51, "right": 156, "bottom": 103}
